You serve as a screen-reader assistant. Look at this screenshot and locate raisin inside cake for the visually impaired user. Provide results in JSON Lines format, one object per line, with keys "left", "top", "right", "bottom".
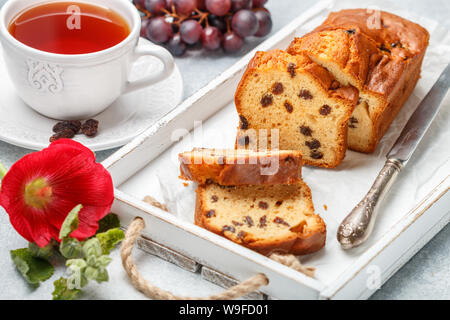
{"left": 179, "top": 148, "right": 303, "bottom": 186}
{"left": 195, "top": 181, "right": 326, "bottom": 255}
{"left": 235, "top": 50, "right": 358, "bottom": 168}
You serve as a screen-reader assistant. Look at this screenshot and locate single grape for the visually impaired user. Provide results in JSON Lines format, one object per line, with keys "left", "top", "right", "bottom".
{"left": 252, "top": 0, "right": 267, "bottom": 7}
{"left": 167, "top": 33, "right": 187, "bottom": 56}
{"left": 231, "top": 0, "right": 252, "bottom": 12}
{"left": 231, "top": 9, "right": 258, "bottom": 37}
{"left": 254, "top": 9, "right": 272, "bottom": 37}
{"left": 208, "top": 15, "right": 227, "bottom": 33}
{"left": 133, "top": 0, "right": 146, "bottom": 8}
{"left": 180, "top": 20, "right": 203, "bottom": 44}
{"left": 201, "top": 26, "right": 223, "bottom": 50}
{"left": 174, "top": 0, "right": 197, "bottom": 15}
{"left": 146, "top": 17, "right": 173, "bottom": 44}
{"left": 145, "top": 0, "right": 167, "bottom": 15}
{"left": 205, "top": 0, "right": 231, "bottom": 17}
{"left": 222, "top": 31, "right": 243, "bottom": 53}
{"left": 197, "top": 0, "right": 207, "bottom": 10}
{"left": 140, "top": 19, "right": 150, "bottom": 37}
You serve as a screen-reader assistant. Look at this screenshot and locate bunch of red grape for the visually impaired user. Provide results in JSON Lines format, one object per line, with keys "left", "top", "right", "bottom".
{"left": 133, "top": 0, "right": 272, "bottom": 56}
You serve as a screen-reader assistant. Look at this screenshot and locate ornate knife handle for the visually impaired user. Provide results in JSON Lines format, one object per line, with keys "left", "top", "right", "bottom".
{"left": 337, "top": 159, "right": 403, "bottom": 249}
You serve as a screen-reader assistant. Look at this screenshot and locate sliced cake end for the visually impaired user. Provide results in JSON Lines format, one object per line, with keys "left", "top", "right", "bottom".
{"left": 195, "top": 181, "right": 326, "bottom": 256}
{"left": 235, "top": 50, "right": 358, "bottom": 168}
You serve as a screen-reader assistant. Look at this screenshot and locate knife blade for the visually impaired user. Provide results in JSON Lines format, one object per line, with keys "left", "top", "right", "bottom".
{"left": 337, "top": 63, "right": 450, "bottom": 249}
{"left": 389, "top": 63, "right": 450, "bottom": 164}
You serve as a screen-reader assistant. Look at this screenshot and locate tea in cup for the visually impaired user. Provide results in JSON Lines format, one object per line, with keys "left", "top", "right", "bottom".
{"left": 0, "top": 0, "right": 174, "bottom": 120}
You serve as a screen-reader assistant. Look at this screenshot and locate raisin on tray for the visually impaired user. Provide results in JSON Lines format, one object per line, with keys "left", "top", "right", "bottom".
{"left": 53, "top": 120, "right": 82, "bottom": 134}
{"left": 81, "top": 119, "right": 99, "bottom": 137}
{"left": 49, "top": 129, "right": 76, "bottom": 142}
{"left": 50, "top": 119, "right": 99, "bottom": 142}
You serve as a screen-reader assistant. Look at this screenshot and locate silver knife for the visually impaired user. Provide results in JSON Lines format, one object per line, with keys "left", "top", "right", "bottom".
{"left": 337, "top": 63, "right": 450, "bottom": 249}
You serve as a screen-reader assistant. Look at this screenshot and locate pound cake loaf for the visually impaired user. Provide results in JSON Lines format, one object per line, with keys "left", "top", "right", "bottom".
{"left": 288, "top": 9, "right": 429, "bottom": 153}
{"left": 235, "top": 49, "right": 358, "bottom": 168}
{"left": 195, "top": 180, "right": 326, "bottom": 255}
{"left": 179, "top": 148, "right": 303, "bottom": 186}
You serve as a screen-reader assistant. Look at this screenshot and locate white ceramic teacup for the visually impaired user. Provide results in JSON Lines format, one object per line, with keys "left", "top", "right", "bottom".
{"left": 0, "top": 0, "right": 175, "bottom": 120}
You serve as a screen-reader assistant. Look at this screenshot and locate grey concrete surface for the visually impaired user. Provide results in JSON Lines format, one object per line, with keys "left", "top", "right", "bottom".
{"left": 0, "top": 0, "right": 448, "bottom": 300}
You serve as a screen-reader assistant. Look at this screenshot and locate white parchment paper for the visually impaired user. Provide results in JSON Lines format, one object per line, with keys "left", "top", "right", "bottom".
{"left": 119, "top": 0, "right": 450, "bottom": 286}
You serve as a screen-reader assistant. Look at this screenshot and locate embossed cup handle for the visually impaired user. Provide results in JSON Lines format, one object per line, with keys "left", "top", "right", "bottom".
{"left": 123, "top": 44, "right": 175, "bottom": 95}
{"left": 337, "top": 159, "right": 403, "bottom": 249}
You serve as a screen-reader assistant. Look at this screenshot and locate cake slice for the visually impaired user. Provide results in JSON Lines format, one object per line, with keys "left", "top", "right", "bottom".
{"left": 287, "top": 9, "right": 429, "bottom": 153}
{"left": 179, "top": 148, "right": 302, "bottom": 186}
{"left": 235, "top": 49, "right": 358, "bottom": 168}
{"left": 195, "top": 180, "right": 326, "bottom": 255}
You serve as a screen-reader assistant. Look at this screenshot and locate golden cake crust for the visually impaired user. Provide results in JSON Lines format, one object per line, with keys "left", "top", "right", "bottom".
{"left": 288, "top": 28, "right": 381, "bottom": 93}
{"left": 179, "top": 148, "right": 303, "bottom": 186}
{"left": 315, "top": 9, "right": 429, "bottom": 55}
{"left": 243, "top": 50, "right": 359, "bottom": 103}
{"left": 288, "top": 9, "right": 429, "bottom": 153}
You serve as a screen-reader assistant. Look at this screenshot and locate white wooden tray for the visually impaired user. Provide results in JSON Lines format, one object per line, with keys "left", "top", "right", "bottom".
{"left": 103, "top": 0, "right": 450, "bottom": 299}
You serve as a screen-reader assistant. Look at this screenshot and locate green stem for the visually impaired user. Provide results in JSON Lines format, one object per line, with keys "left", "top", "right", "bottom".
{"left": 0, "top": 161, "right": 7, "bottom": 180}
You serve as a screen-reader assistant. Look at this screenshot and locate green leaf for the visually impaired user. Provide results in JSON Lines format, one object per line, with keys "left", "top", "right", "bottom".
{"left": 96, "top": 228, "right": 125, "bottom": 255}
{"left": 10, "top": 248, "right": 54, "bottom": 286}
{"left": 28, "top": 242, "right": 54, "bottom": 260}
{"left": 84, "top": 261, "right": 110, "bottom": 283}
{"left": 66, "top": 259, "right": 88, "bottom": 289}
{"left": 52, "top": 277, "right": 81, "bottom": 300}
{"left": 85, "top": 254, "right": 97, "bottom": 267}
{"left": 60, "top": 238, "right": 82, "bottom": 259}
{"left": 59, "top": 204, "right": 82, "bottom": 239}
{"left": 67, "top": 258, "right": 87, "bottom": 270}
{"left": 96, "top": 255, "right": 113, "bottom": 268}
{"left": 97, "top": 213, "right": 121, "bottom": 234}
{"left": 95, "top": 268, "right": 109, "bottom": 283}
{"left": 0, "top": 160, "right": 7, "bottom": 180}
{"left": 82, "top": 238, "right": 102, "bottom": 259}
{"left": 67, "top": 273, "right": 88, "bottom": 290}
{"left": 84, "top": 266, "right": 99, "bottom": 281}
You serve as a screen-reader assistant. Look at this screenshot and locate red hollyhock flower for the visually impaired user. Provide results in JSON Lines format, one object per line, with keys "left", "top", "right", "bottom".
{"left": 0, "top": 139, "right": 114, "bottom": 247}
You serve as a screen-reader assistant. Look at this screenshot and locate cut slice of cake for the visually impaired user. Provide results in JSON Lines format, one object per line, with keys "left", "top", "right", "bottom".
{"left": 195, "top": 180, "right": 326, "bottom": 255}
{"left": 235, "top": 49, "right": 358, "bottom": 168}
{"left": 287, "top": 9, "right": 429, "bottom": 153}
{"left": 179, "top": 148, "right": 302, "bottom": 186}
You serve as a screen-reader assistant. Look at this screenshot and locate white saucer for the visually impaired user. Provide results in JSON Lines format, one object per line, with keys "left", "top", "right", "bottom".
{"left": 0, "top": 38, "right": 183, "bottom": 151}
